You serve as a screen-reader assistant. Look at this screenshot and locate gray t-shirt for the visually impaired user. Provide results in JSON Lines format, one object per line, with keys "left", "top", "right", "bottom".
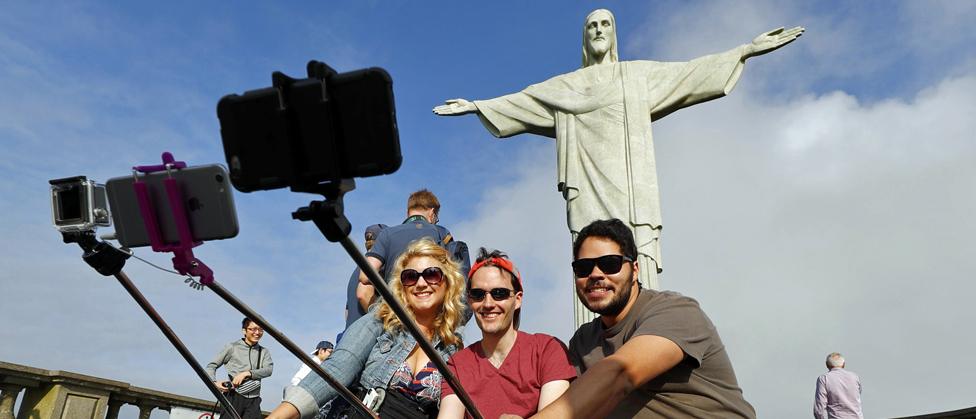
{"left": 568, "top": 290, "right": 755, "bottom": 418}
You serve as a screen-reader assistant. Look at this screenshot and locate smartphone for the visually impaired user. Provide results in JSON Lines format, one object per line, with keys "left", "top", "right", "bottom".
{"left": 106, "top": 164, "right": 239, "bottom": 248}
{"left": 217, "top": 62, "right": 401, "bottom": 193}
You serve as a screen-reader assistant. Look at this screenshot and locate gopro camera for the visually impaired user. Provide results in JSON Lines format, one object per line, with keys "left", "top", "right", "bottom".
{"left": 49, "top": 176, "right": 111, "bottom": 232}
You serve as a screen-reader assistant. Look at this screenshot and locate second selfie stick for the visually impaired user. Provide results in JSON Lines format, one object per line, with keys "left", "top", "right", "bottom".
{"left": 59, "top": 231, "right": 242, "bottom": 419}
{"left": 293, "top": 180, "right": 485, "bottom": 419}
{"left": 132, "top": 153, "right": 377, "bottom": 419}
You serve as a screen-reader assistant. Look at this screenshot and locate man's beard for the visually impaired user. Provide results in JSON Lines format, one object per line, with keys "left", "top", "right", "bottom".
{"left": 580, "top": 277, "right": 634, "bottom": 317}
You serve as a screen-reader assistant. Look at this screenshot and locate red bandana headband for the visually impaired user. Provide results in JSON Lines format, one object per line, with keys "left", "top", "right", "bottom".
{"left": 468, "top": 257, "right": 523, "bottom": 290}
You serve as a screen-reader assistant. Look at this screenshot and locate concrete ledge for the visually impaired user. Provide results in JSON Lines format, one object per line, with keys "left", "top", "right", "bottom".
{"left": 0, "top": 360, "right": 269, "bottom": 418}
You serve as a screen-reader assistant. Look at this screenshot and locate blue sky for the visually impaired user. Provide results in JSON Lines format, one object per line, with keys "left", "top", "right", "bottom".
{"left": 2, "top": 1, "right": 975, "bottom": 418}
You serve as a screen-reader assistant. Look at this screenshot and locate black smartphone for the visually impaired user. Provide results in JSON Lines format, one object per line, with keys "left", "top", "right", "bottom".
{"left": 217, "top": 62, "right": 401, "bottom": 192}
{"left": 106, "top": 164, "right": 239, "bottom": 248}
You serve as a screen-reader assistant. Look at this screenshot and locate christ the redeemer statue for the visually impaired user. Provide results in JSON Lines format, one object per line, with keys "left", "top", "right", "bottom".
{"left": 434, "top": 9, "right": 803, "bottom": 326}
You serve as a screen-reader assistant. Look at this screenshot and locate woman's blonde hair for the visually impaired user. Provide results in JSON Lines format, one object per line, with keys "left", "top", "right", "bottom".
{"left": 376, "top": 238, "right": 465, "bottom": 347}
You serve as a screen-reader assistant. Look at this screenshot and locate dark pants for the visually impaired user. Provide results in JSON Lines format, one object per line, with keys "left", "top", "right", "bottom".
{"left": 220, "top": 392, "right": 262, "bottom": 419}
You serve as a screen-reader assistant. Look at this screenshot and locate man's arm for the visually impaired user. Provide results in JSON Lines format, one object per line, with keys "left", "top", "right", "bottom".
{"left": 357, "top": 255, "right": 383, "bottom": 285}
{"left": 537, "top": 380, "right": 571, "bottom": 411}
{"left": 356, "top": 282, "right": 375, "bottom": 312}
{"left": 250, "top": 348, "right": 273, "bottom": 380}
{"left": 290, "top": 365, "right": 310, "bottom": 386}
{"left": 814, "top": 375, "right": 827, "bottom": 419}
{"left": 357, "top": 256, "right": 383, "bottom": 310}
{"left": 436, "top": 394, "right": 466, "bottom": 419}
{"left": 206, "top": 344, "right": 231, "bottom": 391}
{"left": 526, "top": 335, "right": 683, "bottom": 418}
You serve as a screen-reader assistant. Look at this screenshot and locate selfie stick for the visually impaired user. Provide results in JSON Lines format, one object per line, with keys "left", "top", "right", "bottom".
{"left": 59, "top": 231, "right": 242, "bottom": 419}
{"left": 292, "top": 180, "right": 486, "bottom": 419}
{"left": 132, "top": 153, "right": 377, "bottom": 419}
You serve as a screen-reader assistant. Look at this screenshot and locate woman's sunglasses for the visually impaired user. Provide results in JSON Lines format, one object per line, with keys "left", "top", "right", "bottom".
{"left": 400, "top": 266, "right": 445, "bottom": 287}
{"left": 468, "top": 288, "right": 515, "bottom": 302}
{"left": 571, "top": 254, "right": 633, "bottom": 277}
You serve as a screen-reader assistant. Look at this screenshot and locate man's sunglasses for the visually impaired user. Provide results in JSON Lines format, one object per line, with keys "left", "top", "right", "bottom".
{"left": 572, "top": 254, "right": 633, "bottom": 277}
{"left": 468, "top": 288, "right": 515, "bottom": 302}
{"left": 400, "top": 267, "right": 445, "bottom": 287}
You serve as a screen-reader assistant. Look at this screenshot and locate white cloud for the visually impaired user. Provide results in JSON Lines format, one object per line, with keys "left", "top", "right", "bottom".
{"left": 657, "top": 70, "right": 976, "bottom": 417}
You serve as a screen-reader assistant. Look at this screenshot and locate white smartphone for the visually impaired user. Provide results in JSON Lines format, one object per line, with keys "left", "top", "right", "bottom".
{"left": 106, "top": 164, "right": 239, "bottom": 248}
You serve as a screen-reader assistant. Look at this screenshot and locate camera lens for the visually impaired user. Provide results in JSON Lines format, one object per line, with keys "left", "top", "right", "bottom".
{"left": 215, "top": 174, "right": 224, "bottom": 183}
{"left": 56, "top": 185, "right": 83, "bottom": 222}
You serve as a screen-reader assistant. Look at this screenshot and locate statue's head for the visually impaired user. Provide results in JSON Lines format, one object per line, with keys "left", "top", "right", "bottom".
{"left": 582, "top": 9, "right": 619, "bottom": 67}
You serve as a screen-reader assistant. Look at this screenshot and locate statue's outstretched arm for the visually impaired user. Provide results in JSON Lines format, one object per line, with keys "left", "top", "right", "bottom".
{"left": 433, "top": 98, "right": 478, "bottom": 116}
{"left": 742, "top": 26, "right": 805, "bottom": 59}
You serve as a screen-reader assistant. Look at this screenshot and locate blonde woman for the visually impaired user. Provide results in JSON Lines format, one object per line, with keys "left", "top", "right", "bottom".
{"left": 270, "top": 238, "right": 467, "bottom": 419}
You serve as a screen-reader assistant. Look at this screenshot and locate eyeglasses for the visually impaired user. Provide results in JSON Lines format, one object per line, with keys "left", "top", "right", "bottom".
{"left": 571, "top": 254, "right": 633, "bottom": 277}
{"left": 468, "top": 288, "right": 515, "bottom": 302}
{"left": 245, "top": 327, "right": 263, "bottom": 333}
{"left": 400, "top": 267, "right": 444, "bottom": 287}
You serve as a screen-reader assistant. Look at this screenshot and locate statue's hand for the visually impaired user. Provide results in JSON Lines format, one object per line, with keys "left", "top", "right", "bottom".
{"left": 746, "top": 26, "right": 804, "bottom": 58}
{"left": 433, "top": 98, "right": 477, "bottom": 116}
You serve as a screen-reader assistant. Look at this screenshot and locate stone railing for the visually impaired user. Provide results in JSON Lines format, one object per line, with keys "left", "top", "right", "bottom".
{"left": 0, "top": 360, "right": 257, "bottom": 419}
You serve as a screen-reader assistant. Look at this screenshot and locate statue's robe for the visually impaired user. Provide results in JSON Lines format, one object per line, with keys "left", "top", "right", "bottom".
{"left": 473, "top": 48, "right": 745, "bottom": 291}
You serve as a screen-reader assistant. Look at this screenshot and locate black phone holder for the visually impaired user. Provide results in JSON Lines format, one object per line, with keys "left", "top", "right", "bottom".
{"left": 61, "top": 230, "right": 129, "bottom": 276}
{"left": 291, "top": 179, "right": 355, "bottom": 242}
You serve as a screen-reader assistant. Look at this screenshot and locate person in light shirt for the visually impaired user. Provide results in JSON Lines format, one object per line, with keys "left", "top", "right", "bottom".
{"left": 289, "top": 341, "right": 333, "bottom": 386}
{"left": 814, "top": 352, "right": 863, "bottom": 419}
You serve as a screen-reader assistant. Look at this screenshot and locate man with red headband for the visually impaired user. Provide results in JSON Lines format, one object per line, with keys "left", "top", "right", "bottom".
{"left": 438, "top": 248, "right": 576, "bottom": 419}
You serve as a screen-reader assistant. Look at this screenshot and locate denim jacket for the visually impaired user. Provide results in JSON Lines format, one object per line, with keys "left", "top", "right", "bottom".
{"left": 284, "top": 308, "right": 461, "bottom": 418}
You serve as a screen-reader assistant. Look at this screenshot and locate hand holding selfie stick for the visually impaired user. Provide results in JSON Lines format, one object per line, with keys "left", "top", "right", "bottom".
{"left": 293, "top": 181, "right": 485, "bottom": 419}
{"left": 58, "top": 230, "right": 242, "bottom": 419}
{"left": 133, "top": 153, "right": 377, "bottom": 419}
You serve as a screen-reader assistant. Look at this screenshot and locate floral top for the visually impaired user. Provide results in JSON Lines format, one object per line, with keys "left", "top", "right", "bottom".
{"left": 389, "top": 361, "right": 442, "bottom": 409}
